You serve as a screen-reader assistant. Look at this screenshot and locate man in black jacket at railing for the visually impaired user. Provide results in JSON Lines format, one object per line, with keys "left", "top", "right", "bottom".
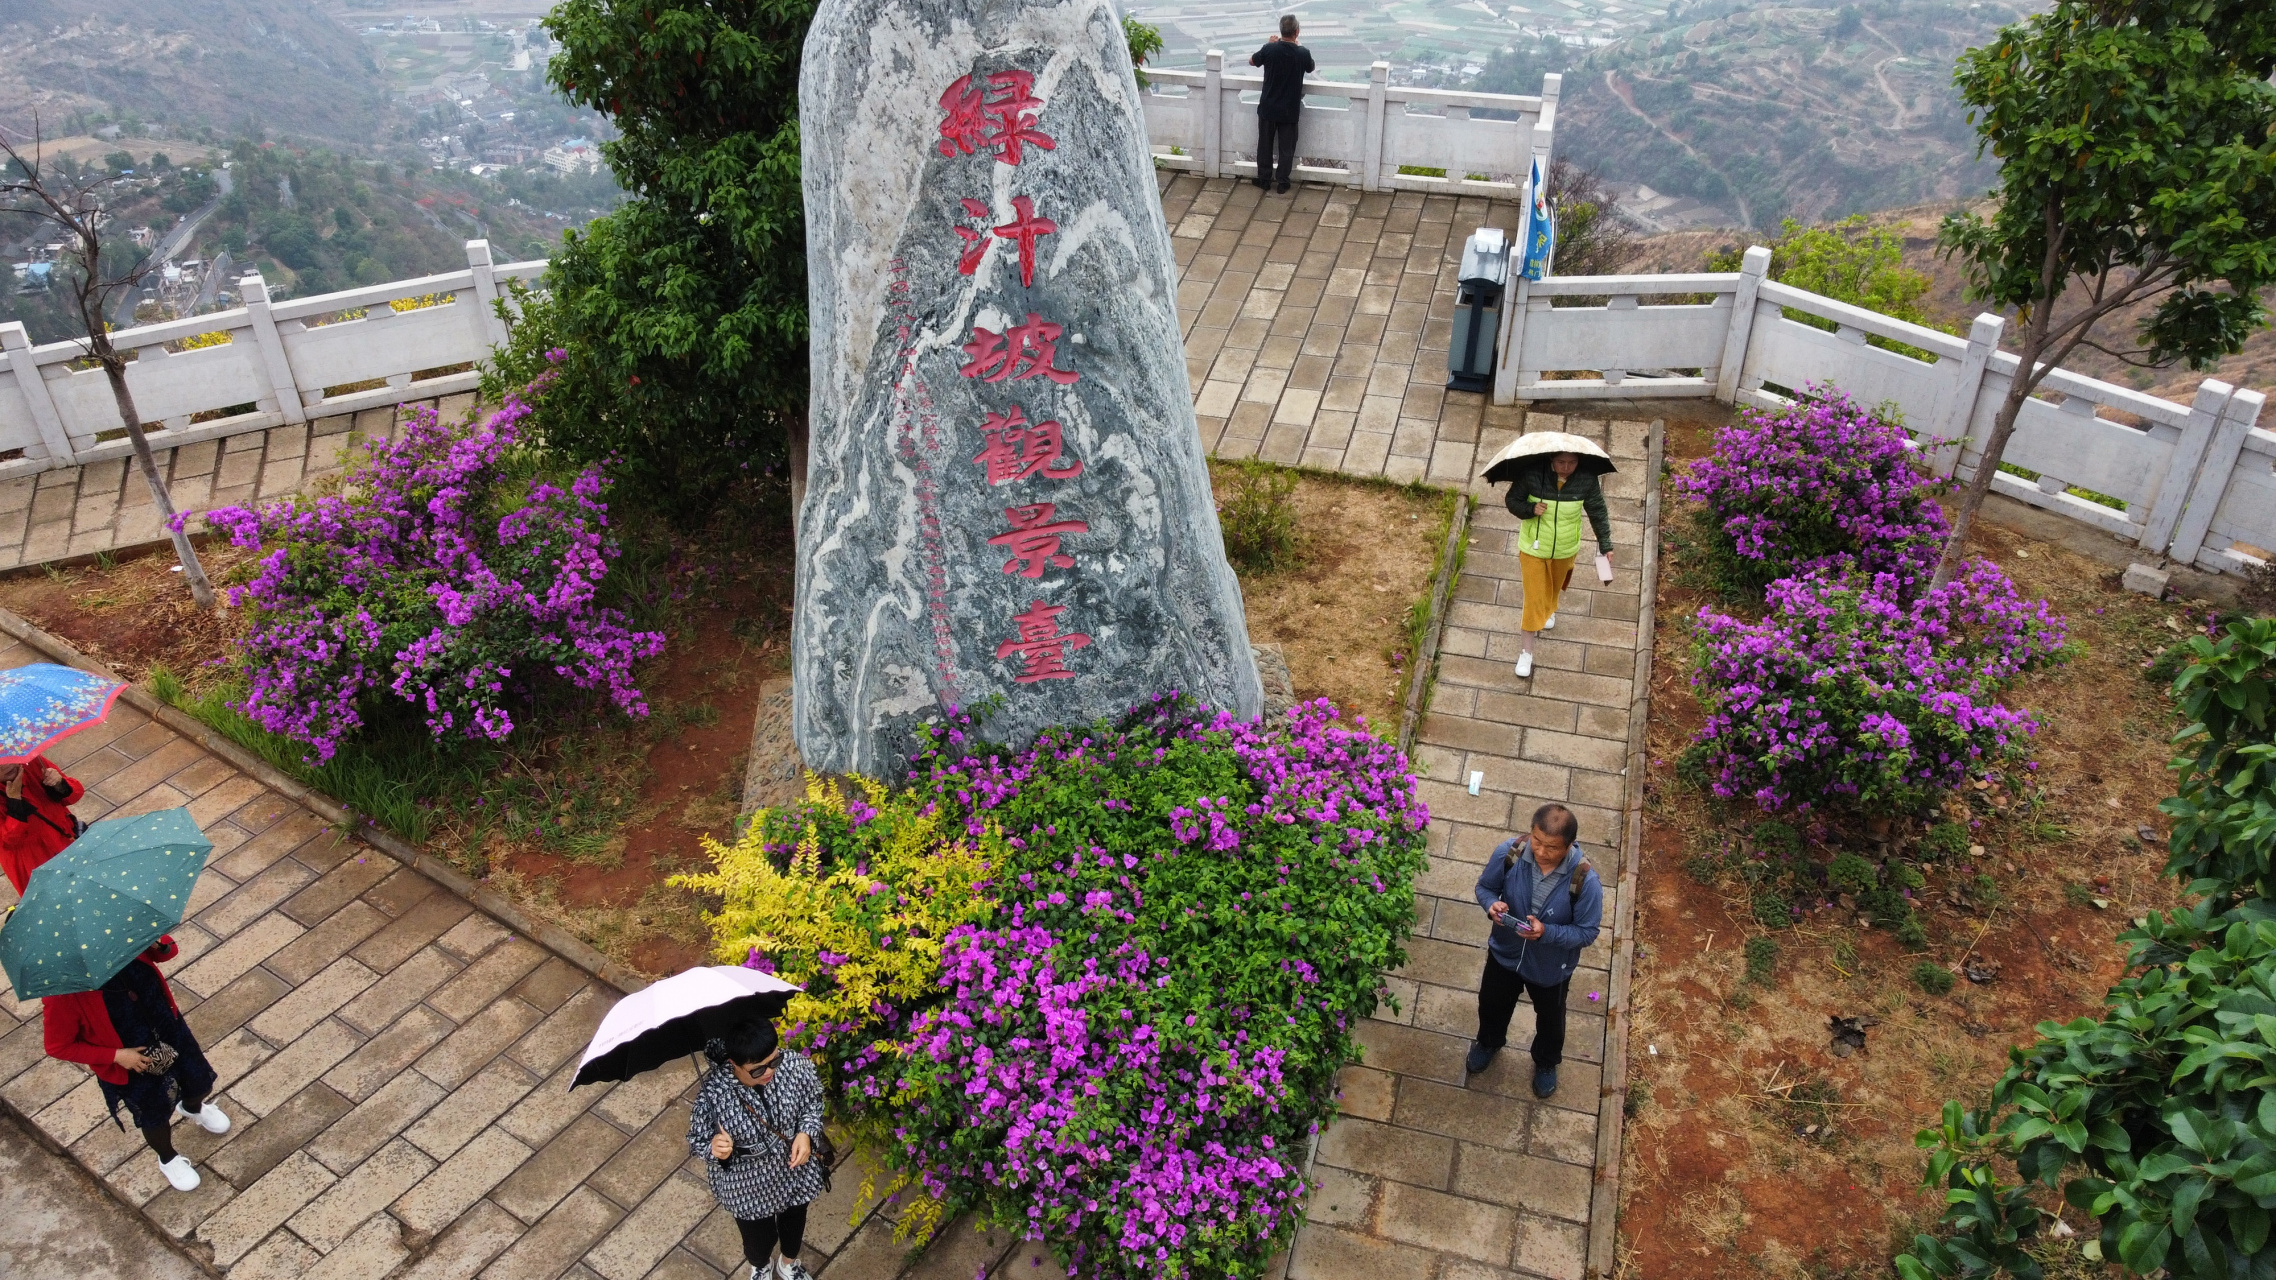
{"left": 1249, "top": 16, "right": 1313, "bottom": 194}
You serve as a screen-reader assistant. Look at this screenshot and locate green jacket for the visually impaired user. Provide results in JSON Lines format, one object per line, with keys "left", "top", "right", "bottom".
{"left": 1504, "top": 463, "right": 1613, "bottom": 561}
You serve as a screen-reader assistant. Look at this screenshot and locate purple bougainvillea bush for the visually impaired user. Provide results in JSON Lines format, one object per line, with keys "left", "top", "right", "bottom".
{"left": 1678, "top": 384, "right": 1950, "bottom": 596}
{"left": 695, "top": 695, "right": 1429, "bottom": 1279}
{"left": 201, "top": 363, "right": 665, "bottom": 761}
{"left": 1684, "top": 560, "right": 2068, "bottom": 817}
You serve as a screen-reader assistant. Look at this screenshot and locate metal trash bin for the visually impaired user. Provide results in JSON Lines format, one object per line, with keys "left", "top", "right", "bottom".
{"left": 1447, "top": 227, "right": 1510, "bottom": 393}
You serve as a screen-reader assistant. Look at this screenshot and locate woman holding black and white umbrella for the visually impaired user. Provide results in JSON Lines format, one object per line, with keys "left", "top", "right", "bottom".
{"left": 689, "top": 1020, "right": 827, "bottom": 1280}
{"left": 1481, "top": 433, "right": 1618, "bottom": 679}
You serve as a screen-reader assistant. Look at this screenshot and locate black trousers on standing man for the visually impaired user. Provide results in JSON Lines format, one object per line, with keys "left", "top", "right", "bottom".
{"left": 1475, "top": 955, "right": 1571, "bottom": 1067}
{"left": 1256, "top": 115, "right": 1297, "bottom": 189}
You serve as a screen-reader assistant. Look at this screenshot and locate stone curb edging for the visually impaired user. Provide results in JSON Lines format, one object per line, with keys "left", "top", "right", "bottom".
{"left": 1586, "top": 418, "right": 1664, "bottom": 1280}
{"left": 0, "top": 605, "right": 652, "bottom": 999}
{"left": 1398, "top": 493, "right": 1473, "bottom": 757}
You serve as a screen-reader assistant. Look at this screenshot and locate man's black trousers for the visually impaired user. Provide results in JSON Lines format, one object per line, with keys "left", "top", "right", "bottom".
{"left": 1256, "top": 115, "right": 1297, "bottom": 187}
{"left": 1475, "top": 954, "right": 1570, "bottom": 1067}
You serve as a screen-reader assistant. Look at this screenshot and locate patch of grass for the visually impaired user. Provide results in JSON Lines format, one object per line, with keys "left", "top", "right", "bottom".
{"left": 1744, "top": 935, "right": 1779, "bottom": 985}
{"left": 1910, "top": 961, "right": 1955, "bottom": 996}
{"left": 1918, "top": 820, "right": 1969, "bottom": 862}
{"left": 1217, "top": 460, "right": 1304, "bottom": 573}
{"left": 1396, "top": 164, "right": 1448, "bottom": 178}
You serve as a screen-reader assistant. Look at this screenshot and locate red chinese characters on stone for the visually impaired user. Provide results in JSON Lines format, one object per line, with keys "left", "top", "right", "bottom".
{"left": 959, "top": 313, "right": 1080, "bottom": 385}
{"left": 987, "top": 502, "right": 1088, "bottom": 578}
{"left": 936, "top": 70, "right": 1057, "bottom": 166}
{"left": 995, "top": 600, "right": 1091, "bottom": 683}
{"left": 991, "top": 195, "right": 1055, "bottom": 288}
{"left": 971, "top": 406, "right": 1083, "bottom": 484}
{"left": 952, "top": 198, "right": 991, "bottom": 275}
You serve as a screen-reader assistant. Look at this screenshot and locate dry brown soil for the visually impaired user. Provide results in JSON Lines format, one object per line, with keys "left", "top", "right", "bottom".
{"left": 1215, "top": 464, "right": 1452, "bottom": 735}
{"left": 1615, "top": 417, "right": 2192, "bottom": 1279}
{"left": 0, "top": 468, "right": 1446, "bottom": 978}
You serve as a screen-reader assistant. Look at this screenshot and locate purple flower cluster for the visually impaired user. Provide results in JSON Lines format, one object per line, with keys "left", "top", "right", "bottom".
{"left": 829, "top": 696, "right": 1429, "bottom": 1279}
{"left": 1679, "top": 385, "right": 1949, "bottom": 591}
{"left": 1688, "top": 560, "right": 2067, "bottom": 815}
{"left": 204, "top": 362, "right": 665, "bottom": 760}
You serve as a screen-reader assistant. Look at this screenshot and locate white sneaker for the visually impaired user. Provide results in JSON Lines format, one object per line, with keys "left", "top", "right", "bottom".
{"left": 1515, "top": 652, "right": 1535, "bottom": 678}
{"left": 159, "top": 1155, "right": 200, "bottom": 1192}
{"left": 1543, "top": 613, "right": 1556, "bottom": 630}
{"left": 174, "top": 1102, "right": 230, "bottom": 1135}
{"left": 777, "top": 1260, "right": 815, "bottom": 1280}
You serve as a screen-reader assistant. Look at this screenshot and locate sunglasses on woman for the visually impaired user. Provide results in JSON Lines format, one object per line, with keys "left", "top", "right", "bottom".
{"left": 731, "top": 1051, "right": 782, "bottom": 1084}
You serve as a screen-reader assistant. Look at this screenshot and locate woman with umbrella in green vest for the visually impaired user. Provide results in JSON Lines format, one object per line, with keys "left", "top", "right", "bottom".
{"left": 1480, "top": 433, "right": 1618, "bottom": 679}
{"left": 3, "top": 807, "right": 226, "bottom": 1192}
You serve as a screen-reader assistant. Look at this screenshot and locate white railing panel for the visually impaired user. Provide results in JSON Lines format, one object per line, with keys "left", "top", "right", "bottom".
{"left": 1519, "top": 300, "right": 1730, "bottom": 374}
{"left": 0, "top": 375, "right": 52, "bottom": 457}
{"left": 2201, "top": 428, "right": 2276, "bottom": 568}
{"left": 111, "top": 343, "right": 272, "bottom": 427}
{"left": 1379, "top": 110, "right": 1528, "bottom": 178}
{"left": 1742, "top": 308, "right": 1953, "bottom": 429}
{"left": 282, "top": 296, "right": 481, "bottom": 389}
{"left": 270, "top": 269, "right": 479, "bottom": 323}
{"left": 1995, "top": 392, "right": 2172, "bottom": 511}
{"left": 46, "top": 365, "right": 136, "bottom": 448}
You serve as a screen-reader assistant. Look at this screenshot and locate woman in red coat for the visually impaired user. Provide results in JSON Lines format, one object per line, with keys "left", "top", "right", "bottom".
{"left": 0, "top": 755, "right": 85, "bottom": 894}
{"left": 43, "top": 936, "right": 228, "bottom": 1191}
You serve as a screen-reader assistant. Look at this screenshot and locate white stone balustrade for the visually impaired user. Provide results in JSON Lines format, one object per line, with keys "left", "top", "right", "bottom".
{"left": 0, "top": 240, "right": 541, "bottom": 477}
{"left": 1141, "top": 61, "right": 1557, "bottom": 197}
{"left": 1492, "top": 245, "right": 2272, "bottom": 573}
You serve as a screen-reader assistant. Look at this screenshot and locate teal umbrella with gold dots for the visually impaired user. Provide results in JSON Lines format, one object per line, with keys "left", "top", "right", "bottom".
{"left": 0, "top": 807, "right": 210, "bottom": 999}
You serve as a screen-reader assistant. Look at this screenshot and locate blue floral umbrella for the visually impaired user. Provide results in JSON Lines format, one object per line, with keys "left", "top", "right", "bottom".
{"left": 0, "top": 663, "right": 126, "bottom": 765}
{"left": 0, "top": 807, "right": 211, "bottom": 1000}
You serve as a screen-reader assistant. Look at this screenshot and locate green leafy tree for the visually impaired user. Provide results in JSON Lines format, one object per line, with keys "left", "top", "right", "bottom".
{"left": 525, "top": 0, "right": 818, "bottom": 520}
{"left": 1709, "top": 214, "right": 1946, "bottom": 355}
{"left": 1927, "top": 0, "right": 2276, "bottom": 590}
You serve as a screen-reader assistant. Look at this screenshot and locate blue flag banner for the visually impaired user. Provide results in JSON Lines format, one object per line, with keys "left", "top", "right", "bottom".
{"left": 1521, "top": 156, "right": 1555, "bottom": 281}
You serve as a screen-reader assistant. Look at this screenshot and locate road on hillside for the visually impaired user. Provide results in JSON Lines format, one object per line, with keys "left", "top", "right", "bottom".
{"left": 110, "top": 164, "right": 233, "bottom": 329}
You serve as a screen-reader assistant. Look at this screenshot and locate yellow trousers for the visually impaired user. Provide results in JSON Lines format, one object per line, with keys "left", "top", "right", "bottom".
{"left": 1519, "top": 551, "right": 1574, "bottom": 632}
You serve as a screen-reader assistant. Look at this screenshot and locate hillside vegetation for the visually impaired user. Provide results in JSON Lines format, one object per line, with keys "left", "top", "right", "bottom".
{"left": 1488, "top": 0, "right": 2041, "bottom": 229}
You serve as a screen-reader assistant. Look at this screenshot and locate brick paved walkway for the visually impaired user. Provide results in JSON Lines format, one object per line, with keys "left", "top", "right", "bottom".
{"left": 1280, "top": 412, "right": 1649, "bottom": 1280}
{"left": 0, "top": 640, "right": 886, "bottom": 1279}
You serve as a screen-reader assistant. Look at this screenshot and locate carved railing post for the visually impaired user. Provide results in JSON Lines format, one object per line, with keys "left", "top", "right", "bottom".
{"left": 240, "top": 274, "right": 309, "bottom": 426}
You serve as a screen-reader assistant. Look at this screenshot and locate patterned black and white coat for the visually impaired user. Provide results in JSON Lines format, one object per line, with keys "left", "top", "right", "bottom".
{"left": 685, "top": 1051, "right": 828, "bottom": 1221}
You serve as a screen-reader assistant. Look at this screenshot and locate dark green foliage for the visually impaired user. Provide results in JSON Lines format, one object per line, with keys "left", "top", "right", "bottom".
{"left": 1744, "top": 935, "right": 1779, "bottom": 985}
{"left": 1122, "top": 16, "right": 1164, "bottom": 88}
{"left": 2160, "top": 618, "right": 2276, "bottom": 906}
{"left": 1216, "top": 461, "right": 1303, "bottom": 574}
{"left": 528, "top": 0, "right": 818, "bottom": 521}
{"left": 1911, "top": 961, "right": 1955, "bottom": 996}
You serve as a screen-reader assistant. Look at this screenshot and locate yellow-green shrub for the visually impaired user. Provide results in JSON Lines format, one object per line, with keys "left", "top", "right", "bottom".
{"left": 670, "top": 774, "right": 996, "bottom": 1092}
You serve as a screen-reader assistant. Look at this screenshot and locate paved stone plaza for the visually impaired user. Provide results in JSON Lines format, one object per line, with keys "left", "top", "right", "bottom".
{"left": 0, "top": 177, "right": 1651, "bottom": 1280}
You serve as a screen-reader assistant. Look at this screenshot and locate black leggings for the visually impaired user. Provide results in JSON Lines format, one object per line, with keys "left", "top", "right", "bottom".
{"left": 737, "top": 1202, "right": 809, "bottom": 1265}
{"left": 141, "top": 1086, "right": 208, "bottom": 1163}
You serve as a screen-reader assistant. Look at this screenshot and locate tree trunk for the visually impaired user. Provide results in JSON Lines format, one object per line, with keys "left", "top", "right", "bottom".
{"left": 1928, "top": 357, "right": 2041, "bottom": 592}
{"left": 96, "top": 347, "right": 215, "bottom": 607}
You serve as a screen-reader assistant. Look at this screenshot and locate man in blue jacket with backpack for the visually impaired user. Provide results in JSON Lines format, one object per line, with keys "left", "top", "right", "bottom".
{"left": 1469, "top": 803, "right": 1604, "bottom": 1098}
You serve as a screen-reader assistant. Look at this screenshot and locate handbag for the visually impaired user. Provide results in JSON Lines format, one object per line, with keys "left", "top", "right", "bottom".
{"left": 732, "top": 1085, "right": 835, "bottom": 1194}
{"left": 138, "top": 1041, "right": 179, "bottom": 1075}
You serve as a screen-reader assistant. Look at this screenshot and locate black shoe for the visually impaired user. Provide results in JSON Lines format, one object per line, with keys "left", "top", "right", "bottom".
{"left": 1275, "top": 182, "right": 1291, "bottom": 194}
{"left": 1464, "top": 1042, "right": 1496, "bottom": 1075}
{"left": 1532, "top": 1065, "right": 1559, "bottom": 1098}
{"left": 1250, "top": 178, "right": 1269, "bottom": 190}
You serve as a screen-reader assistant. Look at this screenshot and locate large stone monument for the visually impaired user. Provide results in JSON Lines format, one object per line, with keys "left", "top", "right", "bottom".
{"left": 795, "top": 0, "right": 1262, "bottom": 775}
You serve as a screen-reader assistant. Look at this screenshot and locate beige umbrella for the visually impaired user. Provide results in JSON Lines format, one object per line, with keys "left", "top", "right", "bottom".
{"left": 1479, "top": 431, "right": 1616, "bottom": 485}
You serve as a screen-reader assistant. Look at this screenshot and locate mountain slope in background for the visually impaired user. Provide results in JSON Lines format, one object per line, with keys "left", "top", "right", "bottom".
{"left": 1484, "top": 0, "right": 2040, "bottom": 230}
{"left": 0, "top": 0, "right": 392, "bottom": 146}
